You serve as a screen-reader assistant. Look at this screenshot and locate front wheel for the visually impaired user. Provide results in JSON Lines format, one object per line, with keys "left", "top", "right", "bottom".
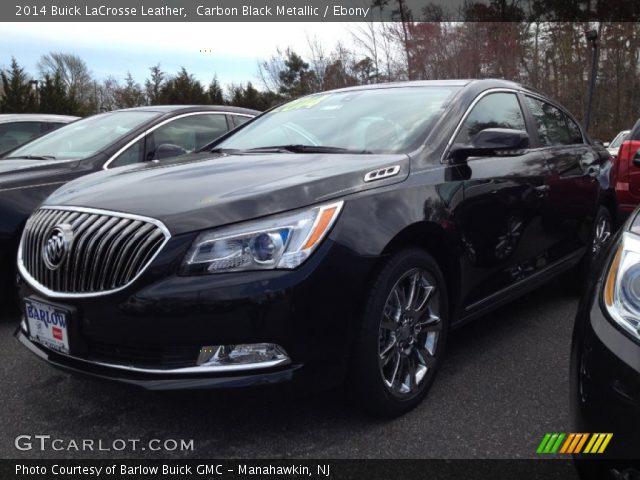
{"left": 352, "top": 248, "right": 449, "bottom": 417}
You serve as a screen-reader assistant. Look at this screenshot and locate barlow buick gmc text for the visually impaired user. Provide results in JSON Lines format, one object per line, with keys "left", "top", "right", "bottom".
{"left": 15, "top": 80, "right": 615, "bottom": 416}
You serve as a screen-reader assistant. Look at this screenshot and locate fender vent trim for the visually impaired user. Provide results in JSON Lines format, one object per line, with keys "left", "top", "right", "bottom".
{"left": 364, "top": 165, "right": 401, "bottom": 183}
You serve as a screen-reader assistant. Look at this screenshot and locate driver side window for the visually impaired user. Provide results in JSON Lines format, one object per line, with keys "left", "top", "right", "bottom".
{"left": 455, "top": 93, "right": 526, "bottom": 146}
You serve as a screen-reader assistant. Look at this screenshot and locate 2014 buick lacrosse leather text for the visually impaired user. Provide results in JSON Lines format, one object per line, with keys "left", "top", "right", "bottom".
{"left": 15, "top": 80, "right": 614, "bottom": 416}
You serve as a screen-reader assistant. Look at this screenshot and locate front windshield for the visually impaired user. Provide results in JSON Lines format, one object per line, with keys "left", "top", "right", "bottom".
{"left": 217, "top": 86, "right": 460, "bottom": 154}
{"left": 7, "top": 111, "right": 160, "bottom": 161}
{"left": 610, "top": 131, "right": 630, "bottom": 149}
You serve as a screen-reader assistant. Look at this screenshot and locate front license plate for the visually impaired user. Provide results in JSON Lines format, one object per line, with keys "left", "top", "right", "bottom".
{"left": 25, "top": 299, "right": 70, "bottom": 355}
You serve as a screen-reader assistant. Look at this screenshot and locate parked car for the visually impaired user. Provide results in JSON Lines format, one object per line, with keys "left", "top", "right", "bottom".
{"left": 614, "top": 120, "right": 640, "bottom": 223}
{"left": 605, "top": 129, "right": 630, "bottom": 159}
{"left": 0, "top": 105, "right": 258, "bottom": 305}
{"left": 15, "top": 80, "right": 614, "bottom": 416}
{"left": 571, "top": 207, "right": 640, "bottom": 478}
{"left": 0, "top": 114, "right": 78, "bottom": 155}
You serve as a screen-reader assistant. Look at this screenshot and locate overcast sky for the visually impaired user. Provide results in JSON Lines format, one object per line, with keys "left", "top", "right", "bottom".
{"left": 0, "top": 22, "right": 355, "bottom": 88}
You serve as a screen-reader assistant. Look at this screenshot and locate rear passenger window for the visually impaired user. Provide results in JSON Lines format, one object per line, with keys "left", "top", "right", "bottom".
{"left": 232, "top": 115, "right": 251, "bottom": 127}
{"left": 0, "top": 122, "right": 42, "bottom": 153}
{"left": 526, "top": 97, "right": 581, "bottom": 146}
{"left": 565, "top": 116, "right": 584, "bottom": 144}
{"left": 455, "top": 93, "right": 526, "bottom": 145}
{"left": 147, "top": 114, "right": 228, "bottom": 158}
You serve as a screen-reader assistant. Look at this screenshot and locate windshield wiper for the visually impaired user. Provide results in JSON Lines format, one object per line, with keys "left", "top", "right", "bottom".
{"left": 243, "top": 145, "right": 372, "bottom": 154}
{"left": 4, "top": 155, "right": 56, "bottom": 160}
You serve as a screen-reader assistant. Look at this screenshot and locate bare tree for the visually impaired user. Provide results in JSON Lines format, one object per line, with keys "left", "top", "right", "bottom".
{"left": 37, "top": 52, "right": 92, "bottom": 108}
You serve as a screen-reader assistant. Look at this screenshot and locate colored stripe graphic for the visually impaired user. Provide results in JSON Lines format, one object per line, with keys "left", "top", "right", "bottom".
{"left": 537, "top": 433, "right": 613, "bottom": 454}
{"left": 536, "top": 434, "right": 552, "bottom": 454}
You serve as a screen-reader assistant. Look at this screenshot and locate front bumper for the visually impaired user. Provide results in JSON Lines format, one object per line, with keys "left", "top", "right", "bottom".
{"left": 16, "top": 329, "right": 300, "bottom": 390}
{"left": 572, "top": 280, "right": 640, "bottom": 459}
{"left": 15, "top": 239, "right": 378, "bottom": 391}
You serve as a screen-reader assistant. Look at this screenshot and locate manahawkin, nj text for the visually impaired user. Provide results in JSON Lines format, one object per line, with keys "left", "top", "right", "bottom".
{"left": 15, "top": 4, "right": 371, "bottom": 19}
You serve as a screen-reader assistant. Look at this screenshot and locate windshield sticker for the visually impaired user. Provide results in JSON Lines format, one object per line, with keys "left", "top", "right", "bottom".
{"left": 273, "top": 95, "right": 329, "bottom": 112}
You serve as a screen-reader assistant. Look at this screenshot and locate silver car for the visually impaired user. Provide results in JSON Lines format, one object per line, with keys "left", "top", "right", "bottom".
{"left": 605, "top": 129, "right": 630, "bottom": 159}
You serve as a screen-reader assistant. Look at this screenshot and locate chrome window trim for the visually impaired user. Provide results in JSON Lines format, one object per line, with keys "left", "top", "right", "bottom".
{"left": 103, "top": 111, "right": 253, "bottom": 170}
{"left": 440, "top": 87, "right": 522, "bottom": 163}
{"left": 18, "top": 205, "right": 171, "bottom": 299}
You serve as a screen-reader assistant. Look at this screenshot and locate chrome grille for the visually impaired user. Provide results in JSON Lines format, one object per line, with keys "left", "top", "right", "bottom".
{"left": 19, "top": 207, "right": 170, "bottom": 296}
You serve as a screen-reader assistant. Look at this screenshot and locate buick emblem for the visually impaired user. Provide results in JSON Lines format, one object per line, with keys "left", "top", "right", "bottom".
{"left": 43, "top": 224, "right": 74, "bottom": 271}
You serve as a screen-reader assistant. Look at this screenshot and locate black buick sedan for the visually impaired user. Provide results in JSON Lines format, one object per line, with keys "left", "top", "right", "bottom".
{"left": 0, "top": 105, "right": 258, "bottom": 305}
{"left": 16, "top": 80, "right": 615, "bottom": 416}
{"left": 571, "top": 207, "right": 640, "bottom": 477}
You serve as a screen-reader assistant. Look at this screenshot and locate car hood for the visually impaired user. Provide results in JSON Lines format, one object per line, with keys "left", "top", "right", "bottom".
{"left": 45, "top": 152, "right": 410, "bottom": 235}
{"left": 0, "top": 158, "right": 78, "bottom": 188}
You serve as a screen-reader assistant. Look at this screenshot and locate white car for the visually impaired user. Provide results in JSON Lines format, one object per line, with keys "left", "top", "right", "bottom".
{"left": 605, "top": 129, "right": 630, "bottom": 158}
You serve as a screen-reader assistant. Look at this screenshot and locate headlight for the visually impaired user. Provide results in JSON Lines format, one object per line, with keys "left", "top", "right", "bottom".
{"left": 181, "top": 201, "right": 343, "bottom": 274}
{"left": 603, "top": 232, "right": 640, "bottom": 340}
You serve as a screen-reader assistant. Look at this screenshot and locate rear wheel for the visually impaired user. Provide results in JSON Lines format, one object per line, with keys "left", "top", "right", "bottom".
{"left": 352, "top": 249, "right": 449, "bottom": 417}
{"left": 562, "top": 206, "right": 613, "bottom": 295}
{"left": 590, "top": 206, "right": 612, "bottom": 260}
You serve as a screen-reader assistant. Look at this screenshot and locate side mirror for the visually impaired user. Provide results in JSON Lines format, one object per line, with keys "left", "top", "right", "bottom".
{"left": 449, "top": 128, "right": 529, "bottom": 163}
{"left": 633, "top": 150, "right": 640, "bottom": 167}
{"left": 593, "top": 139, "right": 604, "bottom": 147}
{"left": 153, "top": 143, "right": 188, "bottom": 160}
{"left": 603, "top": 142, "right": 610, "bottom": 148}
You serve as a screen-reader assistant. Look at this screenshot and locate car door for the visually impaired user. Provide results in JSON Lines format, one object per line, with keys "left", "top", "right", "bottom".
{"left": 523, "top": 95, "right": 599, "bottom": 260}
{"left": 108, "top": 113, "right": 231, "bottom": 168}
{"left": 451, "top": 91, "right": 552, "bottom": 311}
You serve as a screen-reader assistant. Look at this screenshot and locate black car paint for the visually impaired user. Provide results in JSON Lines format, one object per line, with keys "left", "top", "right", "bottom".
{"left": 0, "top": 106, "right": 258, "bottom": 304}
{"left": 571, "top": 210, "right": 640, "bottom": 471}
{"left": 15, "top": 79, "right": 615, "bottom": 390}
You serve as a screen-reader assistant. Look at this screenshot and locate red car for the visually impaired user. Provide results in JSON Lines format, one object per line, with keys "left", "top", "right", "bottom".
{"left": 614, "top": 119, "right": 640, "bottom": 220}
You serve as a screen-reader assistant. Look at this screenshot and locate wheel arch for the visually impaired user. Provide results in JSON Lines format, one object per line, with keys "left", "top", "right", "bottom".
{"left": 380, "top": 221, "right": 461, "bottom": 320}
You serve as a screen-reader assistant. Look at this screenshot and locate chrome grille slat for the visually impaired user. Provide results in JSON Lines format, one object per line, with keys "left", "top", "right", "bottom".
{"left": 91, "top": 218, "right": 131, "bottom": 291}
{"left": 26, "top": 211, "right": 46, "bottom": 275}
{"left": 111, "top": 224, "right": 155, "bottom": 289}
{"left": 30, "top": 210, "right": 53, "bottom": 281}
{"left": 122, "top": 229, "right": 165, "bottom": 284}
{"left": 19, "top": 207, "right": 170, "bottom": 297}
{"left": 83, "top": 217, "right": 119, "bottom": 292}
{"left": 101, "top": 221, "right": 142, "bottom": 290}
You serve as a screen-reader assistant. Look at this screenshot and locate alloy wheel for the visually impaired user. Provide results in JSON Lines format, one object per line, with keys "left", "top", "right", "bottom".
{"left": 592, "top": 215, "right": 611, "bottom": 257}
{"left": 378, "top": 268, "right": 442, "bottom": 398}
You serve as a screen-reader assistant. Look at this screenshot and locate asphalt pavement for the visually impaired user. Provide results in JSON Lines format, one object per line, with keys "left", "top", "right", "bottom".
{"left": 0, "top": 280, "right": 580, "bottom": 460}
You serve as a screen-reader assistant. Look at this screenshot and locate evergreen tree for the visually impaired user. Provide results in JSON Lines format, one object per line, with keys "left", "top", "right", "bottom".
{"left": 145, "top": 64, "right": 165, "bottom": 105}
{"left": 277, "top": 49, "right": 316, "bottom": 99}
{"left": 38, "top": 73, "right": 72, "bottom": 114}
{"left": 159, "top": 67, "right": 208, "bottom": 104}
{"left": 0, "top": 57, "right": 36, "bottom": 113}
{"left": 114, "top": 72, "right": 145, "bottom": 108}
{"left": 208, "top": 75, "right": 225, "bottom": 104}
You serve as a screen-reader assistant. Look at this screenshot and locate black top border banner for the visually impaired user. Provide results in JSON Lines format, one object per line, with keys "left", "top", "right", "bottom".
{"left": 4, "top": 0, "right": 640, "bottom": 22}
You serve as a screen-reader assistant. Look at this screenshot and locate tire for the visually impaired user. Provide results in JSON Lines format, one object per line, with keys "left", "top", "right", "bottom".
{"left": 581, "top": 206, "right": 613, "bottom": 280}
{"left": 560, "top": 206, "right": 613, "bottom": 295}
{"left": 351, "top": 248, "right": 449, "bottom": 418}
